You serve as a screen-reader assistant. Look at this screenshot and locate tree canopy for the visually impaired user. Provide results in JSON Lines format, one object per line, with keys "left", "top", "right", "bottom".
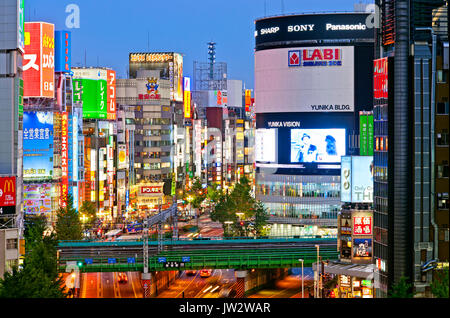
{"left": 55, "top": 194, "right": 83, "bottom": 241}
{"left": 0, "top": 215, "right": 67, "bottom": 298}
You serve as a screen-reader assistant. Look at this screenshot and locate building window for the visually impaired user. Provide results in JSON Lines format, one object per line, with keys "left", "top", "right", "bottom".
{"left": 437, "top": 70, "right": 447, "bottom": 83}
{"left": 437, "top": 193, "right": 449, "bottom": 210}
{"left": 6, "top": 239, "right": 17, "bottom": 250}
{"left": 437, "top": 132, "right": 449, "bottom": 146}
{"left": 437, "top": 164, "right": 449, "bottom": 178}
{"left": 437, "top": 102, "right": 449, "bottom": 115}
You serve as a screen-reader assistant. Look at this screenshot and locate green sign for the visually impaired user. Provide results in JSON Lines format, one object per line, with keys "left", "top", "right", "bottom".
{"left": 367, "top": 115, "right": 374, "bottom": 156}
{"left": 171, "top": 178, "right": 176, "bottom": 196}
{"left": 361, "top": 280, "right": 372, "bottom": 287}
{"left": 73, "top": 78, "right": 107, "bottom": 119}
{"left": 360, "top": 114, "right": 368, "bottom": 156}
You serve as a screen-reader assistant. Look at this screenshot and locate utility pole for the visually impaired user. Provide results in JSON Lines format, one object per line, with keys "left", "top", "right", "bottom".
{"left": 157, "top": 199, "right": 163, "bottom": 253}
{"left": 172, "top": 196, "right": 178, "bottom": 240}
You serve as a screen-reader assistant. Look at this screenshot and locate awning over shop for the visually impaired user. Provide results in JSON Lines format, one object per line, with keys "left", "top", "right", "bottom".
{"left": 313, "top": 262, "right": 375, "bottom": 280}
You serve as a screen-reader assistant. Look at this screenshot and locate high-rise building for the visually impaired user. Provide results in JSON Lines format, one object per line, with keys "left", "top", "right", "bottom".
{"left": 254, "top": 12, "right": 375, "bottom": 237}
{"left": 0, "top": 0, "right": 24, "bottom": 278}
{"left": 373, "top": 0, "right": 448, "bottom": 297}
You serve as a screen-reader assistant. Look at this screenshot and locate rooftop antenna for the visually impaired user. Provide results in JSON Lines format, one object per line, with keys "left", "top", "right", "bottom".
{"left": 207, "top": 41, "right": 216, "bottom": 81}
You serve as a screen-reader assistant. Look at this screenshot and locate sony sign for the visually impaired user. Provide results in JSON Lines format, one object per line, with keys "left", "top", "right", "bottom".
{"left": 287, "top": 24, "right": 315, "bottom": 32}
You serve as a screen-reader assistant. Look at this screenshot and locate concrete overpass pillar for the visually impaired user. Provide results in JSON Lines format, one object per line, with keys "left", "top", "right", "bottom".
{"left": 234, "top": 270, "right": 248, "bottom": 298}
{"left": 141, "top": 272, "right": 152, "bottom": 298}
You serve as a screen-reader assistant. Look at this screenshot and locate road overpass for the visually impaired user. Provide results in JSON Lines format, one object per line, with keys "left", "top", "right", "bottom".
{"left": 58, "top": 237, "right": 338, "bottom": 273}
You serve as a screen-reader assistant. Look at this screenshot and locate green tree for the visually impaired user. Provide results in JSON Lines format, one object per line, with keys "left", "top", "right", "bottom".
{"left": 0, "top": 215, "right": 67, "bottom": 298}
{"left": 79, "top": 200, "right": 97, "bottom": 228}
{"left": 210, "top": 177, "right": 269, "bottom": 237}
{"left": 431, "top": 268, "right": 449, "bottom": 298}
{"left": 55, "top": 194, "right": 83, "bottom": 241}
{"left": 389, "top": 276, "right": 414, "bottom": 298}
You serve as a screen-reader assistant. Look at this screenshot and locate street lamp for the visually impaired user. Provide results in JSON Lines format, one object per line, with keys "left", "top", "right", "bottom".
{"left": 224, "top": 221, "right": 233, "bottom": 236}
{"left": 298, "top": 258, "right": 304, "bottom": 298}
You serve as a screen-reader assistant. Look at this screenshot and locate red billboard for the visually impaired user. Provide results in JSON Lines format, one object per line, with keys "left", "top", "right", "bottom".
{"left": 107, "top": 70, "right": 116, "bottom": 120}
{"left": 374, "top": 58, "right": 388, "bottom": 100}
{"left": 23, "top": 22, "right": 55, "bottom": 98}
{"left": 245, "top": 89, "right": 252, "bottom": 112}
{"left": 60, "top": 112, "right": 69, "bottom": 207}
{"left": 0, "top": 177, "right": 16, "bottom": 207}
{"left": 353, "top": 216, "right": 372, "bottom": 236}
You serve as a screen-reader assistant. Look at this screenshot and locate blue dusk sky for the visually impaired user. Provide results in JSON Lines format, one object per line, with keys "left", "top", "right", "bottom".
{"left": 24, "top": 0, "right": 373, "bottom": 89}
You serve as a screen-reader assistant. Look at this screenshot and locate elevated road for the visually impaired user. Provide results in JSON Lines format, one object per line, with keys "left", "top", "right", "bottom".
{"left": 57, "top": 237, "right": 338, "bottom": 273}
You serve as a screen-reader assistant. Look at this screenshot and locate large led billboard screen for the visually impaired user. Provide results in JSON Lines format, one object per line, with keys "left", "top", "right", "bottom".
{"left": 255, "top": 46, "right": 354, "bottom": 113}
{"left": 23, "top": 111, "right": 54, "bottom": 180}
{"left": 291, "top": 129, "right": 346, "bottom": 163}
{"left": 23, "top": 22, "right": 55, "bottom": 98}
{"left": 73, "top": 68, "right": 108, "bottom": 119}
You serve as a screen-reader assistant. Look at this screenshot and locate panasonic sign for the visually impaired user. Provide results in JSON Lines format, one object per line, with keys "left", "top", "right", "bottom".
{"left": 326, "top": 23, "right": 367, "bottom": 31}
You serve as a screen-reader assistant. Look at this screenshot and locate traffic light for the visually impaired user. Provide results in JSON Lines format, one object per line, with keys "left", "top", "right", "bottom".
{"left": 240, "top": 221, "right": 244, "bottom": 227}
{"left": 77, "top": 261, "right": 84, "bottom": 268}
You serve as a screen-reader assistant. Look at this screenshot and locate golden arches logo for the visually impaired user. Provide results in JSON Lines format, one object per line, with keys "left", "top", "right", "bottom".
{"left": 3, "top": 179, "right": 15, "bottom": 193}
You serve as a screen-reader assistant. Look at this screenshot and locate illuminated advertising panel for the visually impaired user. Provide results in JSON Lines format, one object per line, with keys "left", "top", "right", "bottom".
{"left": 55, "top": 30, "right": 71, "bottom": 73}
{"left": 18, "top": 0, "right": 25, "bottom": 52}
{"left": 255, "top": 13, "right": 373, "bottom": 49}
{"left": 23, "top": 183, "right": 52, "bottom": 214}
{"left": 340, "top": 156, "right": 373, "bottom": 203}
{"left": 184, "top": 77, "right": 191, "bottom": 119}
{"left": 353, "top": 238, "right": 372, "bottom": 258}
{"left": 255, "top": 129, "right": 276, "bottom": 163}
{"left": 73, "top": 69, "right": 107, "bottom": 119}
{"left": 140, "top": 186, "right": 163, "bottom": 195}
{"left": 60, "top": 112, "right": 69, "bottom": 207}
{"left": 374, "top": 58, "right": 388, "bottom": 100}
{"left": 0, "top": 177, "right": 16, "bottom": 215}
{"left": 353, "top": 215, "right": 372, "bottom": 236}
{"left": 174, "top": 53, "right": 184, "bottom": 102}
{"left": 117, "top": 144, "right": 127, "bottom": 169}
{"left": 23, "top": 112, "right": 53, "bottom": 180}
{"left": 107, "top": 70, "right": 116, "bottom": 120}
{"left": 245, "top": 89, "right": 252, "bottom": 113}
{"left": 24, "top": 22, "right": 55, "bottom": 98}
{"left": 290, "top": 129, "right": 346, "bottom": 163}
{"left": 340, "top": 156, "right": 352, "bottom": 202}
{"left": 255, "top": 46, "right": 354, "bottom": 113}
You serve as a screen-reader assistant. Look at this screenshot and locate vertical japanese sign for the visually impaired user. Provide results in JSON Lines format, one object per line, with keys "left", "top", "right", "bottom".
{"left": 18, "top": 0, "right": 25, "bottom": 52}
{"left": 360, "top": 112, "right": 368, "bottom": 156}
{"left": 245, "top": 89, "right": 252, "bottom": 113}
{"left": 373, "top": 58, "right": 388, "bottom": 99}
{"left": 367, "top": 114, "right": 374, "bottom": 156}
{"left": 184, "top": 77, "right": 191, "bottom": 119}
{"left": 55, "top": 30, "right": 71, "bottom": 73}
{"left": 61, "top": 112, "right": 69, "bottom": 207}
{"left": 107, "top": 70, "right": 116, "bottom": 120}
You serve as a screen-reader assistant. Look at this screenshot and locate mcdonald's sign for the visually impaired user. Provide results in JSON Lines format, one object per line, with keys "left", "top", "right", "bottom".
{"left": 0, "top": 177, "right": 16, "bottom": 207}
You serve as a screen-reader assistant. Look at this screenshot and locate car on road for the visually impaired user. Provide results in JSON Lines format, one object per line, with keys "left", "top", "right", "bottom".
{"left": 200, "top": 269, "right": 212, "bottom": 278}
{"left": 117, "top": 273, "right": 128, "bottom": 284}
{"left": 185, "top": 270, "right": 197, "bottom": 276}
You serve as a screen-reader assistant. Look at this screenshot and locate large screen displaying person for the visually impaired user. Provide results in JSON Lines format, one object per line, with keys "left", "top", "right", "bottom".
{"left": 291, "top": 129, "right": 346, "bottom": 163}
